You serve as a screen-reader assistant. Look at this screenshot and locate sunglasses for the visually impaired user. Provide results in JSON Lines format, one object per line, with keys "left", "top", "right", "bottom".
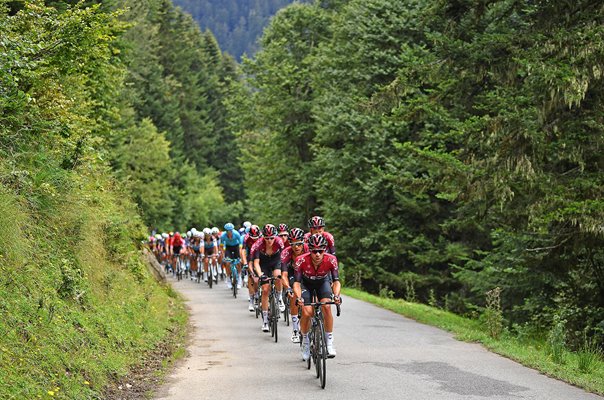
{"left": 311, "top": 249, "right": 325, "bottom": 255}
{"left": 292, "top": 242, "right": 304, "bottom": 246}
{"left": 265, "top": 236, "right": 275, "bottom": 240}
{"left": 278, "top": 234, "right": 288, "bottom": 237}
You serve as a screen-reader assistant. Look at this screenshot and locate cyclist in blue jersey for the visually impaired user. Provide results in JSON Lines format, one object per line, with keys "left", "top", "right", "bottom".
{"left": 221, "top": 223, "right": 245, "bottom": 289}
{"left": 201, "top": 228, "right": 218, "bottom": 282}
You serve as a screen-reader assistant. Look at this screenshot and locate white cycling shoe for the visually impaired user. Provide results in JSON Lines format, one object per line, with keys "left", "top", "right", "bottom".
{"left": 291, "top": 330, "right": 300, "bottom": 344}
{"left": 278, "top": 298, "right": 286, "bottom": 312}
{"left": 262, "top": 322, "right": 269, "bottom": 332}
{"left": 326, "top": 344, "right": 336, "bottom": 358}
{"left": 226, "top": 280, "right": 232, "bottom": 289}
{"left": 248, "top": 303, "right": 255, "bottom": 312}
{"left": 301, "top": 342, "right": 310, "bottom": 361}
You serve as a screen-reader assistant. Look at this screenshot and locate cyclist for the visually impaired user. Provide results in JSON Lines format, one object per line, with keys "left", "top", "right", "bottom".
{"left": 244, "top": 225, "right": 262, "bottom": 312}
{"left": 189, "top": 230, "right": 202, "bottom": 281}
{"left": 251, "top": 224, "right": 286, "bottom": 332}
{"left": 294, "top": 234, "right": 341, "bottom": 360}
{"left": 170, "top": 232, "right": 185, "bottom": 276}
{"left": 212, "top": 227, "right": 224, "bottom": 277}
{"left": 304, "top": 216, "right": 336, "bottom": 255}
{"left": 201, "top": 228, "right": 218, "bottom": 282}
{"left": 277, "top": 223, "right": 290, "bottom": 247}
{"left": 281, "top": 227, "right": 307, "bottom": 343}
{"left": 221, "top": 222, "right": 245, "bottom": 289}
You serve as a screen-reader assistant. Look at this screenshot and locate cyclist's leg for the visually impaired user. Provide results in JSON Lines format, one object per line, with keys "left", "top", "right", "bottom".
{"left": 317, "top": 279, "right": 336, "bottom": 357}
{"left": 299, "top": 286, "right": 314, "bottom": 360}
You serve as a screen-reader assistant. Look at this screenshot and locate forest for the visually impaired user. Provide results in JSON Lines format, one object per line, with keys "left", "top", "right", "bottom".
{"left": 172, "top": 0, "right": 305, "bottom": 59}
{"left": 1, "top": 0, "right": 603, "bottom": 397}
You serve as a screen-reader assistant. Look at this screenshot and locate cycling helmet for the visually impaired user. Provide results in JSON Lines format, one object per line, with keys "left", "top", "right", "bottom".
{"left": 262, "top": 224, "right": 277, "bottom": 237}
{"left": 243, "top": 221, "right": 252, "bottom": 229}
{"left": 162, "top": 233, "right": 169, "bottom": 239}
{"left": 308, "top": 216, "right": 325, "bottom": 229}
{"left": 238, "top": 227, "right": 246, "bottom": 235}
{"left": 203, "top": 228, "right": 211, "bottom": 235}
{"left": 169, "top": 231, "right": 174, "bottom": 236}
{"left": 224, "top": 223, "right": 234, "bottom": 231}
{"left": 249, "top": 225, "right": 261, "bottom": 239}
{"left": 277, "top": 223, "right": 289, "bottom": 234}
{"left": 308, "top": 233, "right": 328, "bottom": 251}
{"left": 289, "top": 228, "right": 305, "bottom": 243}
{"left": 191, "top": 227, "right": 197, "bottom": 234}
{"left": 155, "top": 234, "right": 162, "bottom": 240}
{"left": 194, "top": 231, "right": 203, "bottom": 238}
{"left": 186, "top": 231, "right": 191, "bottom": 237}
{"left": 211, "top": 227, "right": 219, "bottom": 234}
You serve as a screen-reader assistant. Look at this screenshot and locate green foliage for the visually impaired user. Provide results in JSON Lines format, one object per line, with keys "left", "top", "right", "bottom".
{"left": 0, "top": 2, "right": 187, "bottom": 398}
{"left": 484, "top": 287, "right": 503, "bottom": 340}
{"left": 548, "top": 314, "right": 567, "bottom": 365}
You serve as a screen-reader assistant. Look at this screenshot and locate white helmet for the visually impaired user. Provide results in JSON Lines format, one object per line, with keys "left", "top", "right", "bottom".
{"left": 243, "top": 221, "right": 251, "bottom": 229}
{"left": 194, "top": 231, "right": 202, "bottom": 238}
{"left": 191, "top": 227, "right": 197, "bottom": 234}
{"left": 203, "top": 228, "right": 212, "bottom": 235}
{"left": 161, "top": 233, "right": 168, "bottom": 239}
{"left": 155, "top": 234, "right": 162, "bottom": 240}
{"left": 186, "top": 231, "right": 191, "bottom": 237}
{"left": 211, "top": 227, "right": 219, "bottom": 234}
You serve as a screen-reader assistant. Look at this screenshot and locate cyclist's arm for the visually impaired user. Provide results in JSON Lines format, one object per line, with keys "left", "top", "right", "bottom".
{"left": 254, "top": 258, "right": 262, "bottom": 277}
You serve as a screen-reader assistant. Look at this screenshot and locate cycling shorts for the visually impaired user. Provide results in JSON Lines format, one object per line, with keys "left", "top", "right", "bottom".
{"left": 173, "top": 246, "right": 182, "bottom": 255}
{"left": 191, "top": 245, "right": 201, "bottom": 254}
{"left": 205, "top": 246, "right": 215, "bottom": 256}
{"left": 300, "top": 278, "right": 332, "bottom": 304}
{"left": 225, "top": 245, "right": 240, "bottom": 260}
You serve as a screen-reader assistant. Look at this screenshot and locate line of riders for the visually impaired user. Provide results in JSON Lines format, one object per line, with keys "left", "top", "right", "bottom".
{"left": 148, "top": 216, "right": 342, "bottom": 360}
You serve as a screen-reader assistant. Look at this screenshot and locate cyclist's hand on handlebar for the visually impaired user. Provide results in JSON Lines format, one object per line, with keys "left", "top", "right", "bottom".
{"left": 286, "top": 288, "right": 294, "bottom": 298}
{"left": 333, "top": 295, "right": 342, "bottom": 305}
{"left": 259, "top": 274, "right": 269, "bottom": 283}
{"left": 296, "top": 297, "right": 304, "bottom": 306}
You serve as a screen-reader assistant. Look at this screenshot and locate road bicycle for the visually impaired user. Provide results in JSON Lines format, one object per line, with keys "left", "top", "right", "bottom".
{"left": 301, "top": 294, "right": 341, "bottom": 389}
{"left": 264, "top": 275, "right": 281, "bottom": 342}
{"left": 175, "top": 254, "right": 185, "bottom": 281}
{"left": 223, "top": 256, "right": 241, "bottom": 298}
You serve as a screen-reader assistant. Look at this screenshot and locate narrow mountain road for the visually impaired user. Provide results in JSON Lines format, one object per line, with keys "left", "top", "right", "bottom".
{"left": 155, "top": 276, "right": 602, "bottom": 400}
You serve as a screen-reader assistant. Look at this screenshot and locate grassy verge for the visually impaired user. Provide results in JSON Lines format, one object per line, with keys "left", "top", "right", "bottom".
{"left": 0, "top": 165, "right": 188, "bottom": 400}
{"left": 343, "top": 287, "right": 604, "bottom": 395}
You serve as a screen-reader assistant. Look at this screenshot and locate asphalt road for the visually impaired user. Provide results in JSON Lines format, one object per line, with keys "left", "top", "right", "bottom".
{"left": 154, "top": 275, "right": 602, "bottom": 400}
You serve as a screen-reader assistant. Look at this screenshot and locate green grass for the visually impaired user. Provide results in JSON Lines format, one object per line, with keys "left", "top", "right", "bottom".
{"left": 0, "top": 163, "right": 187, "bottom": 400}
{"left": 343, "top": 287, "right": 604, "bottom": 395}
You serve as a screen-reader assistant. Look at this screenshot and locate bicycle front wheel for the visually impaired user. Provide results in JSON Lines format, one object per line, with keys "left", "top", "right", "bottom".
{"left": 316, "top": 319, "right": 327, "bottom": 388}
{"left": 271, "top": 294, "right": 278, "bottom": 342}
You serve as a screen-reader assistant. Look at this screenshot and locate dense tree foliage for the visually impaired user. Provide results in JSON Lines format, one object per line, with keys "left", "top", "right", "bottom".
{"left": 233, "top": 0, "right": 604, "bottom": 347}
{"left": 172, "top": 0, "right": 308, "bottom": 60}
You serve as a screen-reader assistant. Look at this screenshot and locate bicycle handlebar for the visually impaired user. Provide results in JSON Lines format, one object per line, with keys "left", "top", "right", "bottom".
{"left": 306, "top": 301, "right": 341, "bottom": 317}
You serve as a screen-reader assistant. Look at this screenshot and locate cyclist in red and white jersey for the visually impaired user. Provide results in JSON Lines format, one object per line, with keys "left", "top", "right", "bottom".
{"left": 294, "top": 234, "right": 341, "bottom": 360}
{"left": 251, "top": 224, "right": 286, "bottom": 332}
{"left": 277, "top": 223, "right": 290, "bottom": 247}
{"left": 281, "top": 227, "right": 307, "bottom": 343}
{"left": 244, "top": 225, "right": 262, "bottom": 312}
{"left": 304, "top": 216, "right": 335, "bottom": 255}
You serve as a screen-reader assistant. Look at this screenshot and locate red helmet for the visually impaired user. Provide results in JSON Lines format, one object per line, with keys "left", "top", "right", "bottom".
{"left": 307, "top": 233, "right": 328, "bottom": 250}
{"left": 249, "top": 225, "right": 261, "bottom": 239}
{"left": 308, "top": 216, "right": 325, "bottom": 229}
{"left": 288, "top": 228, "right": 305, "bottom": 243}
{"left": 263, "top": 224, "right": 277, "bottom": 237}
{"left": 278, "top": 223, "right": 289, "bottom": 234}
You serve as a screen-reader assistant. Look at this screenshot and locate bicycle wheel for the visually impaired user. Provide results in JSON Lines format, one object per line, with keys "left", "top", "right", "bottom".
{"left": 317, "top": 318, "right": 327, "bottom": 388}
{"left": 307, "top": 329, "right": 313, "bottom": 370}
{"left": 283, "top": 294, "right": 290, "bottom": 326}
{"left": 232, "top": 269, "right": 238, "bottom": 298}
{"left": 208, "top": 263, "right": 213, "bottom": 289}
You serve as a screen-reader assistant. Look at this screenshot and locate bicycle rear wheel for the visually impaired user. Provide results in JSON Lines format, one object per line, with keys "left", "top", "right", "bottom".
{"left": 208, "top": 264, "right": 213, "bottom": 289}
{"left": 283, "top": 294, "right": 290, "bottom": 326}
{"left": 232, "top": 269, "right": 238, "bottom": 298}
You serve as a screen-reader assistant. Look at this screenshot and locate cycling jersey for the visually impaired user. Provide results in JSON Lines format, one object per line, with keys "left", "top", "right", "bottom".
{"left": 304, "top": 231, "right": 336, "bottom": 255}
{"left": 220, "top": 231, "right": 243, "bottom": 247}
{"left": 251, "top": 236, "right": 285, "bottom": 276}
{"left": 294, "top": 253, "right": 339, "bottom": 282}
